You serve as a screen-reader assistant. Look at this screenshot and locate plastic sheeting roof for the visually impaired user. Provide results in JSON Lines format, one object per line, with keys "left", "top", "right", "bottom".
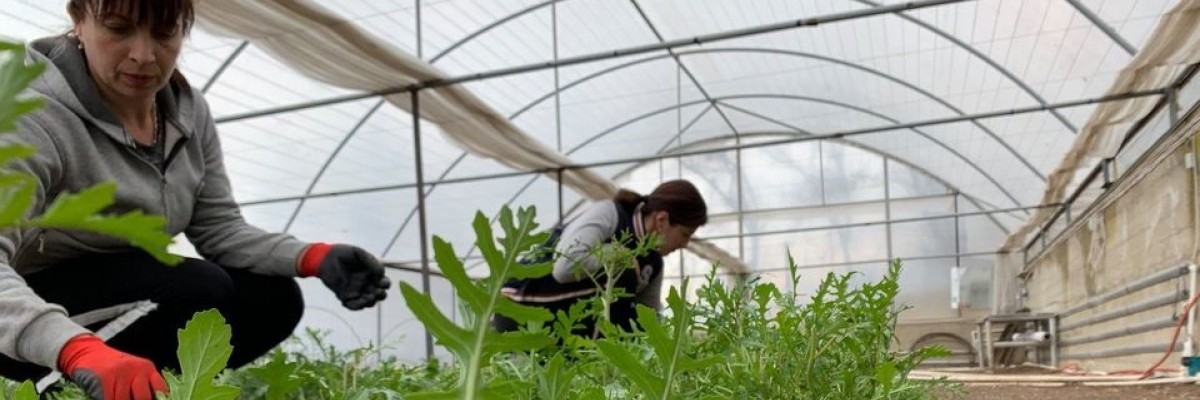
{"left": 4, "top": 0, "right": 1197, "bottom": 362}
{"left": 1, "top": 0, "right": 1187, "bottom": 262}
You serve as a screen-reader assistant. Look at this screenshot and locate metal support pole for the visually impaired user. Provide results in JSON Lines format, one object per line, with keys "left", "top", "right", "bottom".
{"left": 412, "top": 90, "right": 434, "bottom": 360}
{"left": 552, "top": 0, "right": 564, "bottom": 223}
{"left": 1049, "top": 316, "right": 1058, "bottom": 368}
{"left": 954, "top": 192, "right": 962, "bottom": 317}
{"left": 1186, "top": 264, "right": 1197, "bottom": 358}
{"left": 984, "top": 319, "right": 994, "bottom": 371}
{"left": 736, "top": 138, "right": 745, "bottom": 263}
{"left": 819, "top": 141, "right": 827, "bottom": 205}
{"left": 676, "top": 64, "right": 685, "bottom": 281}
{"left": 884, "top": 160, "right": 893, "bottom": 262}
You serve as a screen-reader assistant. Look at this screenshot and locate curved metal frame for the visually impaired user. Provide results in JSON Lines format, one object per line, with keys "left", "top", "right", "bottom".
{"left": 851, "top": 0, "right": 1092, "bottom": 135}
{"left": 282, "top": 98, "right": 388, "bottom": 232}
{"left": 456, "top": 129, "right": 1010, "bottom": 272}
{"left": 254, "top": 0, "right": 1145, "bottom": 257}
{"left": 613, "top": 131, "right": 1011, "bottom": 233}
{"left": 1061, "top": 0, "right": 1137, "bottom": 56}
{"left": 201, "top": 41, "right": 249, "bottom": 94}
{"left": 563, "top": 92, "right": 1024, "bottom": 209}
{"left": 507, "top": 47, "right": 1048, "bottom": 182}
{"left": 216, "top": 0, "right": 1143, "bottom": 208}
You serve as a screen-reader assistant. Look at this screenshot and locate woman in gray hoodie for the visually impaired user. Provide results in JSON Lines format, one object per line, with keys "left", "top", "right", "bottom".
{"left": 0, "top": 1, "right": 391, "bottom": 399}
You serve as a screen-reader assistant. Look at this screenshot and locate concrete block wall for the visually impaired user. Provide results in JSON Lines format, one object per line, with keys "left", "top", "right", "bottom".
{"left": 1015, "top": 134, "right": 1196, "bottom": 372}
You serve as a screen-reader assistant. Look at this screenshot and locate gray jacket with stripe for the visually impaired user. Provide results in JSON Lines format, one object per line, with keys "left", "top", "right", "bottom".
{"left": 0, "top": 35, "right": 308, "bottom": 370}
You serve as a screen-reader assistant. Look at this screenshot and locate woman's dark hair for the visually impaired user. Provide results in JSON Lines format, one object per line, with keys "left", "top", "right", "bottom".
{"left": 614, "top": 179, "right": 707, "bottom": 227}
{"left": 68, "top": 0, "right": 195, "bottom": 35}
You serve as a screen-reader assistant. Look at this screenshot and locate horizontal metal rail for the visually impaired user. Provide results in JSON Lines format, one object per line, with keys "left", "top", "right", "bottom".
{"left": 1060, "top": 264, "right": 1190, "bottom": 318}
{"left": 1060, "top": 291, "right": 1187, "bottom": 332}
{"left": 1061, "top": 342, "right": 1180, "bottom": 360}
{"left": 1059, "top": 316, "right": 1177, "bottom": 348}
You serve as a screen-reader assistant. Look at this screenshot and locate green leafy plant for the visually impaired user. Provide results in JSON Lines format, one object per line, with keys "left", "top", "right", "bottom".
{"left": 399, "top": 206, "right": 556, "bottom": 399}
{"left": 164, "top": 309, "right": 239, "bottom": 400}
{"left": 0, "top": 381, "right": 37, "bottom": 400}
{"left": 594, "top": 283, "right": 722, "bottom": 400}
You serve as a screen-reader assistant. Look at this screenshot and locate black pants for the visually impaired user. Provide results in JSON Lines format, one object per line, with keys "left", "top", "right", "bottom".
{"left": 0, "top": 251, "right": 303, "bottom": 382}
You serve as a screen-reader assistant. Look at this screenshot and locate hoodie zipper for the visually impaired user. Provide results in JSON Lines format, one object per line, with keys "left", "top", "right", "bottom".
{"left": 117, "top": 136, "right": 188, "bottom": 230}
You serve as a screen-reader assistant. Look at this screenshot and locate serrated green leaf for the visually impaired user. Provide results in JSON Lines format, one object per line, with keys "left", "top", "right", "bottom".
{"left": 481, "top": 331, "right": 553, "bottom": 354}
{"left": 492, "top": 296, "right": 553, "bottom": 323}
{"left": 36, "top": 181, "right": 115, "bottom": 219}
{"left": 537, "top": 353, "right": 574, "bottom": 400}
{"left": 0, "top": 100, "right": 42, "bottom": 133}
{"left": 479, "top": 379, "right": 531, "bottom": 400}
{"left": 432, "top": 236, "right": 487, "bottom": 316}
{"left": 404, "top": 390, "right": 458, "bottom": 400}
{"left": 0, "top": 44, "right": 45, "bottom": 133}
{"left": 31, "top": 182, "right": 179, "bottom": 264}
{"left": 0, "top": 173, "right": 34, "bottom": 226}
{"left": 506, "top": 259, "right": 552, "bottom": 281}
{"left": 595, "top": 340, "right": 667, "bottom": 399}
{"left": 473, "top": 211, "right": 506, "bottom": 278}
{"left": 247, "top": 352, "right": 301, "bottom": 400}
{"left": 170, "top": 309, "right": 239, "bottom": 400}
{"left": 0, "top": 143, "right": 36, "bottom": 165}
{"left": 400, "top": 283, "right": 471, "bottom": 360}
{"left": 10, "top": 381, "right": 36, "bottom": 400}
{"left": 876, "top": 360, "right": 896, "bottom": 393}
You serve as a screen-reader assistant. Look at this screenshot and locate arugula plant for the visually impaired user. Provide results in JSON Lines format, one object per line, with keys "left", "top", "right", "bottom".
{"left": 594, "top": 282, "right": 723, "bottom": 400}
{"left": 164, "top": 310, "right": 240, "bottom": 400}
{"left": 399, "top": 206, "right": 556, "bottom": 399}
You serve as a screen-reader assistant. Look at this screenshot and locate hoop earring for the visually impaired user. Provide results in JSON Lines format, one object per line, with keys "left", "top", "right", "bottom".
{"left": 67, "top": 31, "right": 82, "bottom": 49}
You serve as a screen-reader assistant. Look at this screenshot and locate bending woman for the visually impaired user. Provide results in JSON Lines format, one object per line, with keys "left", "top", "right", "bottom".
{"left": 494, "top": 179, "right": 707, "bottom": 336}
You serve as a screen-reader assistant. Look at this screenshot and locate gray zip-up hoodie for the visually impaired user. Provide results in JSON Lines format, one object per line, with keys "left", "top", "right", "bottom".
{"left": 0, "top": 35, "right": 309, "bottom": 370}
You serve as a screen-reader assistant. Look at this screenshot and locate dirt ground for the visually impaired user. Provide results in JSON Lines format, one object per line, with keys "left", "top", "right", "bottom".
{"left": 938, "top": 383, "right": 1200, "bottom": 400}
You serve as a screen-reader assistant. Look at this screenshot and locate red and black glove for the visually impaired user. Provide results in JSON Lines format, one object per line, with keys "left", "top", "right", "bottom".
{"left": 58, "top": 334, "right": 166, "bottom": 400}
{"left": 300, "top": 243, "right": 391, "bottom": 310}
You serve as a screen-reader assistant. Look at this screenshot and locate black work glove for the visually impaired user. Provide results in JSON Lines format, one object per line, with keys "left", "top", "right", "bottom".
{"left": 301, "top": 244, "right": 391, "bottom": 310}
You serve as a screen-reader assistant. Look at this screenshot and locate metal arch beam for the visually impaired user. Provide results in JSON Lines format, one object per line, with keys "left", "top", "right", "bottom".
{"left": 555, "top": 101, "right": 1012, "bottom": 220}
{"left": 505, "top": 47, "right": 1047, "bottom": 183}
{"left": 427, "top": 0, "right": 562, "bottom": 64}
{"left": 282, "top": 98, "right": 388, "bottom": 233}
{"left": 851, "top": 0, "right": 1081, "bottom": 134}
{"left": 628, "top": 0, "right": 742, "bottom": 136}
{"left": 1062, "top": 0, "right": 1137, "bottom": 56}
{"left": 564, "top": 92, "right": 1026, "bottom": 209}
{"left": 200, "top": 40, "right": 249, "bottom": 94}
{"left": 549, "top": 131, "right": 1014, "bottom": 267}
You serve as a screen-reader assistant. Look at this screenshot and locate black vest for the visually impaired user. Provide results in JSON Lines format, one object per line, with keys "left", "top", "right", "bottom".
{"left": 500, "top": 200, "right": 663, "bottom": 333}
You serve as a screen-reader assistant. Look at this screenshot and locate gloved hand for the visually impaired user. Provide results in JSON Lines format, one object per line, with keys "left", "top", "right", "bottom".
{"left": 300, "top": 243, "right": 391, "bottom": 310}
{"left": 58, "top": 334, "right": 166, "bottom": 400}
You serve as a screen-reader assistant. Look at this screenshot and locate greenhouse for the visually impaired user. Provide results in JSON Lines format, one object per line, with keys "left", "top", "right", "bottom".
{"left": 3, "top": 0, "right": 1200, "bottom": 398}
